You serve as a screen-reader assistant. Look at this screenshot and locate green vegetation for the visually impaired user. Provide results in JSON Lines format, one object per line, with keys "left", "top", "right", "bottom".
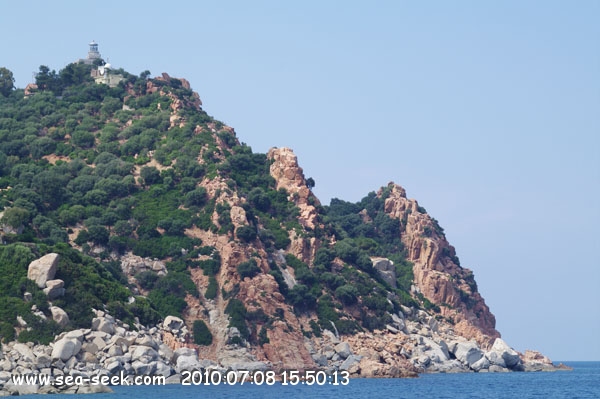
{"left": 193, "top": 320, "right": 213, "bottom": 346}
{"left": 237, "top": 259, "right": 261, "bottom": 280}
{"left": 205, "top": 276, "right": 218, "bottom": 299}
{"left": 224, "top": 298, "right": 250, "bottom": 342}
{"left": 0, "top": 67, "right": 15, "bottom": 97}
{"left": 0, "top": 58, "right": 430, "bottom": 346}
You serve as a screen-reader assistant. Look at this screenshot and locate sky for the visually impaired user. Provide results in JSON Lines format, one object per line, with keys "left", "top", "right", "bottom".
{"left": 1, "top": 1, "right": 598, "bottom": 361}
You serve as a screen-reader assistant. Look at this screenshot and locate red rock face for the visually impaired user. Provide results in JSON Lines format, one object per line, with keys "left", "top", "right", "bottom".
{"left": 267, "top": 147, "right": 322, "bottom": 264}
{"left": 240, "top": 275, "right": 315, "bottom": 370}
{"left": 382, "top": 183, "right": 500, "bottom": 347}
{"left": 267, "top": 147, "right": 320, "bottom": 230}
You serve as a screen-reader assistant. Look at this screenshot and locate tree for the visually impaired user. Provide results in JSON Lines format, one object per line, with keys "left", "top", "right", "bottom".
{"left": 306, "top": 177, "right": 315, "bottom": 189}
{"left": 335, "top": 284, "right": 359, "bottom": 306}
{"left": 0, "top": 67, "right": 15, "bottom": 97}
{"left": 87, "top": 225, "right": 109, "bottom": 245}
{"left": 29, "top": 137, "right": 57, "bottom": 159}
{"left": 35, "top": 65, "right": 60, "bottom": 93}
{"left": 183, "top": 187, "right": 207, "bottom": 207}
{"left": 288, "top": 284, "right": 317, "bottom": 310}
{"left": 193, "top": 320, "right": 213, "bottom": 345}
{"left": 237, "top": 259, "right": 261, "bottom": 280}
{"left": 236, "top": 225, "right": 257, "bottom": 243}
{"left": 0, "top": 207, "right": 30, "bottom": 229}
{"left": 140, "top": 166, "right": 161, "bottom": 186}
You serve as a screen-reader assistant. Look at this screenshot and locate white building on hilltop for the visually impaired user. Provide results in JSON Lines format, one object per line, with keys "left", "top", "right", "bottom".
{"left": 78, "top": 41, "right": 124, "bottom": 87}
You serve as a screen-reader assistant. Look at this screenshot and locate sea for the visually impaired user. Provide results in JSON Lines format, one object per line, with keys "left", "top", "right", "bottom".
{"left": 15, "top": 362, "right": 600, "bottom": 399}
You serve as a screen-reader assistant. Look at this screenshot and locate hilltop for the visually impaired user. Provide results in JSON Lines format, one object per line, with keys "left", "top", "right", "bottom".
{"left": 0, "top": 59, "right": 565, "bottom": 393}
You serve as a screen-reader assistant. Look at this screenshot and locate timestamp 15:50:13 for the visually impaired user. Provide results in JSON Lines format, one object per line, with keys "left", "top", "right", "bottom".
{"left": 282, "top": 370, "right": 349, "bottom": 386}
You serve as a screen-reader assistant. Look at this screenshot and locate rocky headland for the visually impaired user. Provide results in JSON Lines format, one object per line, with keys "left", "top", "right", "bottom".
{"left": 0, "top": 65, "right": 570, "bottom": 396}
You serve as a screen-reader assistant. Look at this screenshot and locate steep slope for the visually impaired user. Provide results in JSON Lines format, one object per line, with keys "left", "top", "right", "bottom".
{"left": 382, "top": 184, "right": 499, "bottom": 347}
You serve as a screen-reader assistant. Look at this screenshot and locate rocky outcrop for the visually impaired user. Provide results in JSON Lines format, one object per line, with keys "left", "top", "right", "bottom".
{"left": 267, "top": 147, "right": 321, "bottom": 264}
{"left": 267, "top": 147, "right": 320, "bottom": 230}
{"left": 371, "top": 257, "right": 396, "bottom": 288}
{"left": 163, "top": 316, "right": 184, "bottom": 332}
{"left": 381, "top": 183, "right": 499, "bottom": 347}
{"left": 145, "top": 73, "right": 202, "bottom": 111}
{"left": 27, "top": 253, "right": 59, "bottom": 289}
{"left": 120, "top": 253, "right": 167, "bottom": 285}
{"left": 490, "top": 338, "right": 522, "bottom": 369}
{"left": 239, "top": 274, "right": 316, "bottom": 371}
{"left": 49, "top": 306, "right": 69, "bottom": 328}
{"left": 43, "top": 279, "right": 65, "bottom": 300}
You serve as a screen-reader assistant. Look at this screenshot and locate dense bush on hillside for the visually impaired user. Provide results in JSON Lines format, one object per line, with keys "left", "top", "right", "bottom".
{"left": 0, "top": 61, "right": 419, "bottom": 344}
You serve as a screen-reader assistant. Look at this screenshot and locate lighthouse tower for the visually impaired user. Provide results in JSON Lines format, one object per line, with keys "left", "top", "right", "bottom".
{"left": 83, "top": 41, "right": 102, "bottom": 64}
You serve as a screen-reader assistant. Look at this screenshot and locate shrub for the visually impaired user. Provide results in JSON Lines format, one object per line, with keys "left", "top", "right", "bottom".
{"left": 136, "top": 271, "right": 159, "bottom": 290}
{"left": 113, "top": 220, "right": 135, "bottom": 237}
{"left": 205, "top": 276, "right": 218, "bottom": 299}
{"left": 268, "top": 269, "right": 288, "bottom": 296}
{"left": 248, "top": 188, "right": 271, "bottom": 212}
{"left": 193, "top": 320, "right": 213, "bottom": 346}
{"left": 294, "top": 265, "right": 316, "bottom": 286}
{"left": 316, "top": 295, "right": 339, "bottom": 329}
{"left": 224, "top": 299, "right": 249, "bottom": 340}
{"left": 335, "top": 284, "right": 358, "bottom": 306}
{"left": 321, "top": 272, "right": 345, "bottom": 290}
{"left": 362, "top": 295, "right": 393, "bottom": 313}
{"left": 361, "top": 312, "right": 390, "bottom": 331}
{"left": 258, "top": 325, "right": 269, "bottom": 345}
{"left": 336, "top": 319, "right": 361, "bottom": 335}
{"left": 17, "top": 318, "right": 62, "bottom": 345}
{"left": 236, "top": 225, "right": 256, "bottom": 243}
{"left": 184, "top": 187, "right": 208, "bottom": 208}
{"left": 148, "top": 289, "right": 187, "bottom": 318}
{"left": 128, "top": 296, "right": 161, "bottom": 326}
{"left": 334, "top": 239, "right": 360, "bottom": 263}
{"left": 0, "top": 321, "right": 15, "bottom": 342}
{"left": 1, "top": 207, "right": 30, "bottom": 229}
{"left": 288, "top": 284, "right": 317, "bottom": 310}
{"left": 87, "top": 225, "right": 109, "bottom": 245}
{"left": 140, "top": 166, "right": 161, "bottom": 186}
{"left": 313, "top": 247, "right": 335, "bottom": 269}
{"left": 196, "top": 258, "right": 220, "bottom": 275}
{"left": 237, "top": 259, "right": 261, "bottom": 280}
{"left": 309, "top": 320, "right": 321, "bottom": 337}
{"left": 270, "top": 227, "right": 290, "bottom": 249}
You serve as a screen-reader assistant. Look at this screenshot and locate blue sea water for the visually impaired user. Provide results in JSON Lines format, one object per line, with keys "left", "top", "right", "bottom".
{"left": 17, "top": 362, "right": 600, "bottom": 399}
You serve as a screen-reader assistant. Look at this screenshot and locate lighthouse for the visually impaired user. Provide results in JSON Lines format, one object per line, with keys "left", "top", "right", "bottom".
{"left": 87, "top": 41, "right": 101, "bottom": 62}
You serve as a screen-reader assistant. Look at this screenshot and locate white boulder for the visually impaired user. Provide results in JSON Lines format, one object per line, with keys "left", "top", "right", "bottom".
{"left": 51, "top": 338, "right": 82, "bottom": 361}
{"left": 27, "top": 253, "right": 59, "bottom": 288}
{"left": 43, "top": 279, "right": 65, "bottom": 299}
{"left": 163, "top": 316, "right": 184, "bottom": 331}
{"left": 49, "top": 306, "right": 69, "bottom": 327}
{"left": 471, "top": 355, "right": 490, "bottom": 371}
{"left": 334, "top": 342, "right": 352, "bottom": 359}
{"left": 491, "top": 338, "right": 521, "bottom": 369}
{"left": 91, "top": 317, "right": 115, "bottom": 334}
{"left": 453, "top": 341, "right": 484, "bottom": 367}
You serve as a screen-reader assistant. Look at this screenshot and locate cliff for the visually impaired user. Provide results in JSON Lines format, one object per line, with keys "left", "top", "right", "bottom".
{"left": 381, "top": 183, "right": 499, "bottom": 347}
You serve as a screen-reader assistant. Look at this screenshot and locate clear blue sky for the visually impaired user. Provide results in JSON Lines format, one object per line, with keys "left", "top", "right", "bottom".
{"left": 2, "top": 1, "right": 598, "bottom": 360}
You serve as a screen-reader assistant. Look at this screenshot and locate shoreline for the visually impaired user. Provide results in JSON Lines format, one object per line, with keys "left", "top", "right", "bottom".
{"left": 0, "top": 310, "right": 571, "bottom": 395}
